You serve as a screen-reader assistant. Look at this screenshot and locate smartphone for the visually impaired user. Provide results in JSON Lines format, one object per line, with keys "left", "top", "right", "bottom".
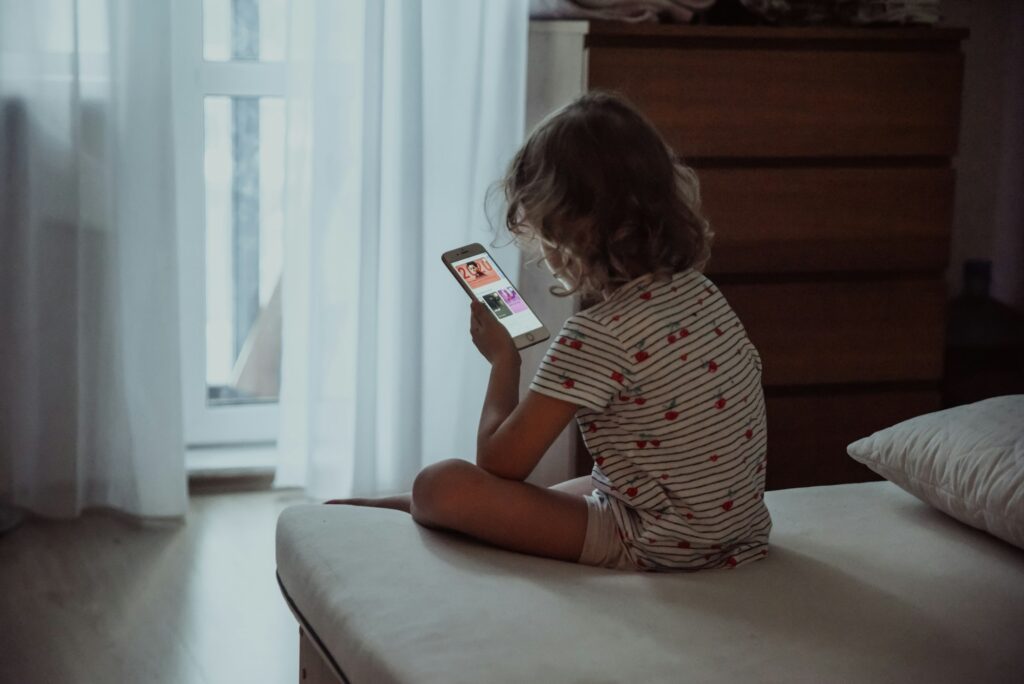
{"left": 442, "top": 243, "right": 550, "bottom": 350}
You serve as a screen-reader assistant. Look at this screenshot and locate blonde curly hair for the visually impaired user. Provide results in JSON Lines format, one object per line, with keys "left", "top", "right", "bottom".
{"left": 499, "top": 91, "right": 713, "bottom": 301}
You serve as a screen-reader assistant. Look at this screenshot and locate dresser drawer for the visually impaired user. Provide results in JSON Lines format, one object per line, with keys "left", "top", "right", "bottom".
{"left": 764, "top": 388, "right": 940, "bottom": 490}
{"left": 700, "top": 167, "right": 954, "bottom": 274}
{"left": 587, "top": 46, "right": 963, "bottom": 158}
{"left": 719, "top": 278, "right": 945, "bottom": 386}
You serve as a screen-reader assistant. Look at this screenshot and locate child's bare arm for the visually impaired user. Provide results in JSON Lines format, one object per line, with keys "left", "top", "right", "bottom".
{"left": 476, "top": 353, "right": 521, "bottom": 456}
{"left": 477, "top": 390, "right": 577, "bottom": 481}
{"left": 469, "top": 299, "right": 580, "bottom": 481}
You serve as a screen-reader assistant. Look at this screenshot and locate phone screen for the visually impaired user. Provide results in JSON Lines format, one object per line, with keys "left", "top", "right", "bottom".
{"left": 450, "top": 253, "right": 545, "bottom": 338}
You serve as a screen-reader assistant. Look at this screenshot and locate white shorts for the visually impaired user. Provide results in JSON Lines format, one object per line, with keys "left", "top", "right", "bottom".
{"left": 577, "top": 491, "right": 636, "bottom": 571}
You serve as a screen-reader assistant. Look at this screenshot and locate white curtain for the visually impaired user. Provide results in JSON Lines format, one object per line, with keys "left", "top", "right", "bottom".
{"left": 0, "top": 0, "right": 187, "bottom": 518}
{"left": 277, "top": 0, "right": 530, "bottom": 499}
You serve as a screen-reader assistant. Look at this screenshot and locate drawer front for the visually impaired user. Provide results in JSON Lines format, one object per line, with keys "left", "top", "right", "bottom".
{"left": 699, "top": 167, "right": 954, "bottom": 274}
{"left": 718, "top": 278, "right": 945, "bottom": 386}
{"left": 587, "top": 47, "right": 963, "bottom": 158}
{"left": 764, "top": 389, "right": 940, "bottom": 490}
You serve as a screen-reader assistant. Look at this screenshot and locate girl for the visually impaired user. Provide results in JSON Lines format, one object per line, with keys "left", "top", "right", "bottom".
{"left": 328, "top": 91, "right": 771, "bottom": 572}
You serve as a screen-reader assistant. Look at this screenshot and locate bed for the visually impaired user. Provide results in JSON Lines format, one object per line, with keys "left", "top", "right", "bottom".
{"left": 275, "top": 479, "right": 1024, "bottom": 683}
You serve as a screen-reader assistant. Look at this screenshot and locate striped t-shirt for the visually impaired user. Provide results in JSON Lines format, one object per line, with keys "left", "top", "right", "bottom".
{"left": 529, "top": 268, "right": 771, "bottom": 571}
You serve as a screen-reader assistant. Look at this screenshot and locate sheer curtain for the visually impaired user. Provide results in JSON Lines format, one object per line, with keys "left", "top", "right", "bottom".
{"left": 277, "top": 0, "right": 530, "bottom": 499}
{"left": 0, "top": 0, "right": 187, "bottom": 518}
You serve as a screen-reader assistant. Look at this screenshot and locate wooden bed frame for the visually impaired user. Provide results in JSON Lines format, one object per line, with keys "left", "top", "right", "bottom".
{"left": 299, "top": 628, "right": 346, "bottom": 684}
{"left": 278, "top": 572, "right": 350, "bottom": 683}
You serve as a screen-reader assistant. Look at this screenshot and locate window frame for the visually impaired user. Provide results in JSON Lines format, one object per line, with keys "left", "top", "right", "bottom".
{"left": 171, "top": 0, "right": 285, "bottom": 451}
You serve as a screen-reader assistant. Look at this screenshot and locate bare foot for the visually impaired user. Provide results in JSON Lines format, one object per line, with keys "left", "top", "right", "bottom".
{"left": 323, "top": 493, "right": 411, "bottom": 513}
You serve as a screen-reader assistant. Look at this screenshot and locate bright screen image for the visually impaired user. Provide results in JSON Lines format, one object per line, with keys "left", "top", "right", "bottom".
{"left": 452, "top": 254, "right": 543, "bottom": 338}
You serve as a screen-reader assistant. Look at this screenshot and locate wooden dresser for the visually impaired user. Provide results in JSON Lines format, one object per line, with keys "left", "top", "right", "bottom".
{"left": 524, "top": 21, "right": 968, "bottom": 489}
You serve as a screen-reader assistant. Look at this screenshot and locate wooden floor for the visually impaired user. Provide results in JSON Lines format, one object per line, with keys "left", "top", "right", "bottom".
{"left": 0, "top": 487, "right": 316, "bottom": 684}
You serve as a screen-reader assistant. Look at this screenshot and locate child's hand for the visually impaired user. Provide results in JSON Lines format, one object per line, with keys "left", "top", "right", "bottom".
{"left": 470, "top": 301, "right": 519, "bottom": 366}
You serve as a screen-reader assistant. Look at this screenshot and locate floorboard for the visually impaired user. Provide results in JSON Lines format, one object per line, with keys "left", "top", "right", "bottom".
{"left": 0, "top": 488, "right": 315, "bottom": 684}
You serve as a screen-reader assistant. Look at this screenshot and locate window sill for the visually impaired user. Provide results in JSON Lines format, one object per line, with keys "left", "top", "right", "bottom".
{"left": 186, "top": 443, "right": 277, "bottom": 477}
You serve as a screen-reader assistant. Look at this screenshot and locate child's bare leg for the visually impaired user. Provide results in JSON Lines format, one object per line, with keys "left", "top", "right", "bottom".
{"left": 411, "top": 459, "right": 588, "bottom": 562}
{"left": 324, "top": 475, "right": 590, "bottom": 514}
{"left": 324, "top": 492, "right": 411, "bottom": 513}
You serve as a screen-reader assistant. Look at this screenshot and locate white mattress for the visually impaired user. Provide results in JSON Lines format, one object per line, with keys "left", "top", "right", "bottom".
{"left": 275, "top": 481, "right": 1024, "bottom": 684}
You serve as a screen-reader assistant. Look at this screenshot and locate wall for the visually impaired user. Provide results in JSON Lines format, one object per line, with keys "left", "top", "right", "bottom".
{"left": 941, "top": 1, "right": 1024, "bottom": 311}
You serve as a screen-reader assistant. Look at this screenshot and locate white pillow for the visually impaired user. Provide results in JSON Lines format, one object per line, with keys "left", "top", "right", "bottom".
{"left": 847, "top": 395, "right": 1024, "bottom": 550}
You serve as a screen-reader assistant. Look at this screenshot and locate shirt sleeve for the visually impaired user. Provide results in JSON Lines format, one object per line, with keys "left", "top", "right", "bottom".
{"left": 529, "top": 313, "right": 631, "bottom": 411}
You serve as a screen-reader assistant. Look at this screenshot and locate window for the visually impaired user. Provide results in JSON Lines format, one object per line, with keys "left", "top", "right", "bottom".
{"left": 172, "top": 0, "right": 288, "bottom": 467}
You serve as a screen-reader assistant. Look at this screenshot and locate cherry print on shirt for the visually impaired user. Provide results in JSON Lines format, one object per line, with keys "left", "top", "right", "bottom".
{"left": 587, "top": 422, "right": 598, "bottom": 433}
{"left": 610, "top": 370, "right": 626, "bottom": 384}
{"left": 714, "top": 378, "right": 738, "bottom": 411}
{"left": 559, "top": 374, "right": 575, "bottom": 389}
{"left": 726, "top": 556, "right": 738, "bottom": 568}
{"left": 664, "top": 398, "right": 680, "bottom": 421}
{"left": 745, "top": 426, "right": 754, "bottom": 440}
{"left": 713, "top": 320, "right": 724, "bottom": 336}
{"left": 632, "top": 340, "right": 650, "bottom": 363}
{"left": 707, "top": 360, "right": 718, "bottom": 373}
{"left": 548, "top": 355, "right": 558, "bottom": 363}
{"left": 663, "top": 321, "right": 688, "bottom": 342}
{"left": 595, "top": 456, "right": 605, "bottom": 466}
{"left": 679, "top": 352, "right": 688, "bottom": 362}
{"left": 558, "top": 332, "right": 585, "bottom": 349}
{"left": 665, "top": 321, "right": 686, "bottom": 345}
{"left": 709, "top": 453, "right": 719, "bottom": 462}
{"left": 722, "top": 490, "right": 735, "bottom": 511}
{"left": 634, "top": 434, "right": 660, "bottom": 450}
{"left": 640, "top": 291, "right": 652, "bottom": 301}
{"left": 634, "top": 396, "right": 647, "bottom": 406}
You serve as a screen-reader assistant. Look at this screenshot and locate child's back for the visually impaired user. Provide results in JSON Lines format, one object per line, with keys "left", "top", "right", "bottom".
{"left": 531, "top": 267, "right": 770, "bottom": 571}
{"left": 503, "top": 90, "right": 771, "bottom": 570}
